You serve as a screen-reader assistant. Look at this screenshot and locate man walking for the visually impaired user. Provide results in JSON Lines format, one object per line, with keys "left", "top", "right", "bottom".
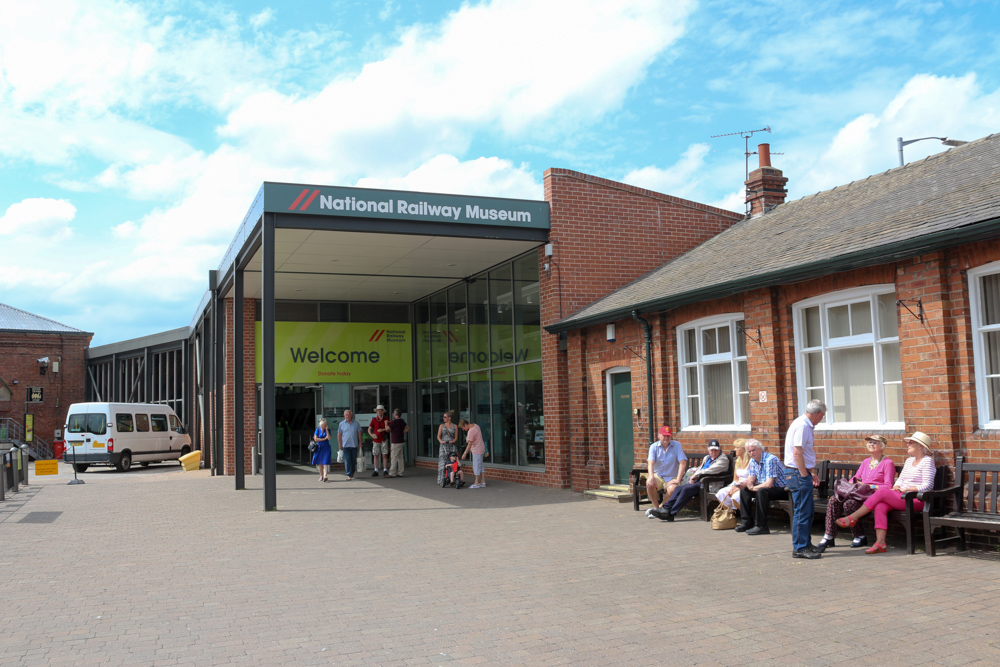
{"left": 386, "top": 408, "right": 409, "bottom": 478}
{"left": 368, "top": 405, "right": 390, "bottom": 477}
{"left": 784, "top": 399, "right": 826, "bottom": 560}
{"left": 736, "top": 439, "right": 788, "bottom": 535}
{"left": 338, "top": 409, "right": 363, "bottom": 481}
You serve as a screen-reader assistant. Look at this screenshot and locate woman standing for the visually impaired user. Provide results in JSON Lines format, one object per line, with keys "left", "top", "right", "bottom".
{"left": 715, "top": 438, "right": 750, "bottom": 511}
{"left": 436, "top": 410, "right": 459, "bottom": 486}
{"left": 837, "top": 431, "right": 936, "bottom": 554}
{"left": 459, "top": 419, "right": 488, "bottom": 488}
{"left": 312, "top": 419, "right": 332, "bottom": 482}
{"left": 817, "top": 435, "right": 895, "bottom": 551}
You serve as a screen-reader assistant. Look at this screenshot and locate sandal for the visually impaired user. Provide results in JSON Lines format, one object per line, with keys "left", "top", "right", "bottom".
{"left": 864, "top": 542, "right": 887, "bottom": 554}
{"left": 835, "top": 516, "right": 859, "bottom": 528}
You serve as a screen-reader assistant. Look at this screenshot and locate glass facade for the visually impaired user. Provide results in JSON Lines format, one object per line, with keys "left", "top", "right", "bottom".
{"left": 414, "top": 251, "right": 543, "bottom": 468}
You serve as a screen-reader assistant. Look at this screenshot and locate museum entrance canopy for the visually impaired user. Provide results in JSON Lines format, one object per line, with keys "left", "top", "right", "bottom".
{"left": 216, "top": 182, "right": 550, "bottom": 303}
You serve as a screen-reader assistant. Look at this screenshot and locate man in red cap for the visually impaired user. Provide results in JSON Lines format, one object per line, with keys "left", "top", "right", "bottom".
{"left": 645, "top": 426, "right": 687, "bottom": 518}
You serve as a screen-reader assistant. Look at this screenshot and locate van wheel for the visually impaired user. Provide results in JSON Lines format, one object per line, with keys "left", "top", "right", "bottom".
{"left": 179, "top": 446, "right": 191, "bottom": 464}
{"left": 116, "top": 452, "right": 132, "bottom": 472}
{"left": 73, "top": 464, "right": 89, "bottom": 473}
{"left": 140, "top": 462, "right": 150, "bottom": 468}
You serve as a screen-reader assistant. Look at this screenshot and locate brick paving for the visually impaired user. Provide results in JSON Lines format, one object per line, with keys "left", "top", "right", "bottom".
{"left": 2, "top": 461, "right": 1000, "bottom": 665}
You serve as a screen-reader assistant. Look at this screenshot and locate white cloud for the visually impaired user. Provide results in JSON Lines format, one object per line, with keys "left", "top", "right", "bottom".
{"left": 0, "top": 198, "right": 76, "bottom": 236}
{"left": 250, "top": 8, "right": 274, "bottom": 29}
{"left": 356, "top": 154, "right": 541, "bottom": 199}
{"left": 622, "top": 143, "right": 711, "bottom": 199}
{"left": 795, "top": 73, "right": 1000, "bottom": 197}
{"left": 221, "top": 0, "right": 693, "bottom": 178}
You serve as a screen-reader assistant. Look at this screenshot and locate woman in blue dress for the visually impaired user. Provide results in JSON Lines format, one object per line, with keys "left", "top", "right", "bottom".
{"left": 312, "top": 419, "right": 332, "bottom": 482}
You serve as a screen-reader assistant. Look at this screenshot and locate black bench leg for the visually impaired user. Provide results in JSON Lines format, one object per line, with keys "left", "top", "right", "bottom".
{"left": 903, "top": 519, "right": 914, "bottom": 555}
{"left": 922, "top": 512, "right": 936, "bottom": 557}
{"left": 957, "top": 526, "right": 967, "bottom": 552}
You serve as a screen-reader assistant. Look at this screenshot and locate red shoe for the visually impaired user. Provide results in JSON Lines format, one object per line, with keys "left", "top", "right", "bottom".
{"left": 835, "top": 516, "right": 859, "bottom": 528}
{"left": 864, "top": 542, "right": 887, "bottom": 554}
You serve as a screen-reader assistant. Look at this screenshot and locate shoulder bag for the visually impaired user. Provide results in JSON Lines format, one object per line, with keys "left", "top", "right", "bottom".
{"left": 833, "top": 477, "right": 875, "bottom": 504}
{"left": 711, "top": 504, "right": 737, "bottom": 530}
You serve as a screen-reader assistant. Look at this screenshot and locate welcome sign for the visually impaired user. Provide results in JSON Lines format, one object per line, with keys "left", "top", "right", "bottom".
{"left": 255, "top": 322, "right": 413, "bottom": 383}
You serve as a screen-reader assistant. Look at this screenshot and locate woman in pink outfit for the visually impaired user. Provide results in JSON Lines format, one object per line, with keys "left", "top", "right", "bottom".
{"left": 816, "top": 435, "right": 895, "bottom": 551}
{"left": 837, "top": 431, "right": 935, "bottom": 554}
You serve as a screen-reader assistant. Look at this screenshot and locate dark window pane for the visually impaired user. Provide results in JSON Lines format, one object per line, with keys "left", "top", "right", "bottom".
{"left": 491, "top": 367, "right": 516, "bottom": 465}
{"left": 351, "top": 303, "right": 409, "bottom": 323}
{"left": 517, "top": 362, "right": 543, "bottom": 466}
{"left": 468, "top": 274, "right": 490, "bottom": 371}
{"left": 448, "top": 284, "right": 469, "bottom": 375}
{"left": 490, "top": 265, "right": 514, "bottom": 365}
{"left": 319, "top": 302, "right": 349, "bottom": 322}
{"left": 513, "top": 254, "right": 541, "bottom": 362}
{"left": 415, "top": 300, "right": 430, "bottom": 380}
{"left": 275, "top": 301, "right": 317, "bottom": 321}
{"left": 430, "top": 293, "right": 448, "bottom": 377}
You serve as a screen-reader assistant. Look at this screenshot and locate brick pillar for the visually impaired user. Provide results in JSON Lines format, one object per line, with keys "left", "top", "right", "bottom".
{"left": 566, "top": 329, "right": 592, "bottom": 491}
{"left": 222, "top": 296, "right": 257, "bottom": 476}
{"left": 897, "top": 252, "right": 959, "bottom": 461}
{"left": 744, "top": 287, "right": 785, "bottom": 450}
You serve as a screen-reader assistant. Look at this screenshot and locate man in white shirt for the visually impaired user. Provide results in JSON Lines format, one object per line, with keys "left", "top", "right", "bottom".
{"left": 784, "top": 399, "right": 826, "bottom": 559}
{"left": 645, "top": 426, "right": 687, "bottom": 517}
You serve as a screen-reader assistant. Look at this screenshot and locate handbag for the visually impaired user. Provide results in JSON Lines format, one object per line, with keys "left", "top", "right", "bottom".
{"left": 833, "top": 478, "right": 875, "bottom": 504}
{"left": 337, "top": 449, "right": 344, "bottom": 464}
{"left": 711, "top": 504, "right": 737, "bottom": 530}
{"left": 307, "top": 441, "right": 318, "bottom": 453}
{"left": 357, "top": 448, "right": 367, "bottom": 472}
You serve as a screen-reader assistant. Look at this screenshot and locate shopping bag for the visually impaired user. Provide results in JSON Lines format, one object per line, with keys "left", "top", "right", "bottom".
{"left": 337, "top": 449, "right": 344, "bottom": 464}
{"left": 357, "top": 449, "right": 367, "bottom": 473}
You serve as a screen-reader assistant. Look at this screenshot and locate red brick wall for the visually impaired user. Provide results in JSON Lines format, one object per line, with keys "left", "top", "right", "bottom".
{"left": 541, "top": 169, "right": 744, "bottom": 490}
{"left": 0, "top": 331, "right": 92, "bottom": 451}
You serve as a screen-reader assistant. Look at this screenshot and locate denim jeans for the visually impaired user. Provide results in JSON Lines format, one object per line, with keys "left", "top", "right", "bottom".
{"left": 786, "top": 471, "right": 815, "bottom": 551}
{"left": 343, "top": 446, "right": 358, "bottom": 478}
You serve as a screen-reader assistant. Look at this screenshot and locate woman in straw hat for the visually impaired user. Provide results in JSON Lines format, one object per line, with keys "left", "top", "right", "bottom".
{"left": 836, "top": 431, "right": 936, "bottom": 554}
{"left": 817, "top": 435, "right": 896, "bottom": 552}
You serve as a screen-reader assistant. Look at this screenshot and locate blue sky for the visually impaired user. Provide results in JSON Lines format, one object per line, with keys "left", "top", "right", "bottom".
{"left": 2, "top": 0, "right": 999, "bottom": 345}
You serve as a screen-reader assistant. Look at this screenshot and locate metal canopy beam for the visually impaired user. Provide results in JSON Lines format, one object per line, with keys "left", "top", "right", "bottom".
{"left": 234, "top": 267, "right": 245, "bottom": 491}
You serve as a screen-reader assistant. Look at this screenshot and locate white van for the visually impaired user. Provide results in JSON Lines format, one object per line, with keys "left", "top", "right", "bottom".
{"left": 64, "top": 402, "right": 192, "bottom": 472}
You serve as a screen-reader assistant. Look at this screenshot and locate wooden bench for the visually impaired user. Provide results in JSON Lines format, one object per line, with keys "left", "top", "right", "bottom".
{"left": 921, "top": 456, "right": 1000, "bottom": 557}
{"left": 772, "top": 460, "right": 946, "bottom": 554}
{"left": 631, "top": 452, "right": 734, "bottom": 521}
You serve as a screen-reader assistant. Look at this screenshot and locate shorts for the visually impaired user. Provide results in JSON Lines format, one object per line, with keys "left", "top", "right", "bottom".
{"left": 371, "top": 440, "right": 388, "bottom": 456}
{"left": 472, "top": 453, "right": 484, "bottom": 476}
{"left": 644, "top": 473, "right": 669, "bottom": 491}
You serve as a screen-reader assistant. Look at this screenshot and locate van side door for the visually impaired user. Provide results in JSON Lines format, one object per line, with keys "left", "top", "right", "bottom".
{"left": 150, "top": 413, "right": 169, "bottom": 456}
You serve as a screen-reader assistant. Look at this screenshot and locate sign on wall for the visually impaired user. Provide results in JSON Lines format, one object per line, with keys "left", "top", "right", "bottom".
{"left": 27, "top": 387, "right": 43, "bottom": 403}
{"left": 255, "top": 322, "right": 413, "bottom": 383}
{"left": 24, "top": 413, "right": 33, "bottom": 442}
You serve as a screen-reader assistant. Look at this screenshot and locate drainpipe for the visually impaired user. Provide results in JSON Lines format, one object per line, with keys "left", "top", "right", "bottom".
{"left": 632, "top": 311, "right": 655, "bottom": 444}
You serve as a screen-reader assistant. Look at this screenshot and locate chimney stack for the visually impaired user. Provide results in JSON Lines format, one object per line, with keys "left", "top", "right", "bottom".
{"left": 745, "top": 143, "right": 787, "bottom": 215}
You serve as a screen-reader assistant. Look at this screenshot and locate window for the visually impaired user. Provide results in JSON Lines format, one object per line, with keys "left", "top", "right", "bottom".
{"left": 116, "top": 414, "right": 134, "bottom": 432}
{"left": 135, "top": 414, "right": 150, "bottom": 432}
{"left": 67, "top": 413, "right": 107, "bottom": 435}
{"left": 968, "top": 262, "right": 1000, "bottom": 426}
{"left": 151, "top": 415, "right": 168, "bottom": 432}
{"left": 678, "top": 314, "right": 749, "bottom": 428}
{"left": 169, "top": 414, "right": 186, "bottom": 434}
{"left": 793, "top": 286, "right": 901, "bottom": 427}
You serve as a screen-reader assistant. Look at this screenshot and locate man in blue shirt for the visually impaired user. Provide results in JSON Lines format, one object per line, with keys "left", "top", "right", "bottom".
{"left": 337, "top": 409, "right": 363, "bottom": 481}
{"left": 784, "top": 399, "right": 827, "bottom": 560}
{"left": 736, "top": 439, "right": 788, "bottom": 535}
{"left": 653, "top": 438, "right": 730, "bottom": 521}
{"left": 644, "top": 426, "right": 687, "bottom": 517}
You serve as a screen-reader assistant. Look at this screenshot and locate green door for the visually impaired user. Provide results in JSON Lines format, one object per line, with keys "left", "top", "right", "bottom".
{"left": 610, "top": 372, "right": 633, "bottom": 484}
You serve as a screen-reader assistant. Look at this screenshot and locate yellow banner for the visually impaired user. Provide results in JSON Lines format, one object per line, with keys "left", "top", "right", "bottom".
{"left": 255, "top": 322, "right": 413, "bottom": 383}
{"left": 35, "top": 460, "right": 58, "bottom": 475}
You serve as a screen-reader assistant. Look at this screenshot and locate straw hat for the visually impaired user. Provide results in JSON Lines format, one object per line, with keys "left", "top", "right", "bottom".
{"left": 864, "top": 434, "right": 887, "bottom": 446}
{"left": 904, "top": 431, "right": 933, "bottom": 453}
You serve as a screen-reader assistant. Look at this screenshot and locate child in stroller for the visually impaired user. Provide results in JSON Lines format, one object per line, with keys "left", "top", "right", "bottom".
{"left": 442, "top": 451, "right": 465, "bottom": 488}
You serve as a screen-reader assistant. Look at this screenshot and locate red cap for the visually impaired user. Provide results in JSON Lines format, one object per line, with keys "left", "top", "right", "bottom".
{"left": 658, "top": 426, "right": 672, "bottom": 438}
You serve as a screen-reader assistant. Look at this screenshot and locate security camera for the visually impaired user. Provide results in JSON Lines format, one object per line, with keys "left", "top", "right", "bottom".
{"left": 38, "top": 357, "right": 50, "bottom": 365}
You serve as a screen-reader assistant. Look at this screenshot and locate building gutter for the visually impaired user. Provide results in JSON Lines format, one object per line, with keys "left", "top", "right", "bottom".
{"left": 545, "top": 216, "right": 1000, "bottom": 333}
{"left": 632, "top": 311, "right": 655, "bottom": 444}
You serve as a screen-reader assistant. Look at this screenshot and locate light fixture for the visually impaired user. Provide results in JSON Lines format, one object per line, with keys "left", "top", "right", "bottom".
{"left": 897, "top": 136, "right": 968, "bottom": 166}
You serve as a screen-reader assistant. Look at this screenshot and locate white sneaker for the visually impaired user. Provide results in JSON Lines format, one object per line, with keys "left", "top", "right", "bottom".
{"left": 646, "top": 508, "right": 656, "bottom": 519}
{"left": 470, "top": 483, "right": 482, "bottom": 488}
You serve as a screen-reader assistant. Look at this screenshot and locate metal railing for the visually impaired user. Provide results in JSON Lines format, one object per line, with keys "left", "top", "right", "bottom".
{"left": 0, "top": 418, "right": 52, "bottom": 460}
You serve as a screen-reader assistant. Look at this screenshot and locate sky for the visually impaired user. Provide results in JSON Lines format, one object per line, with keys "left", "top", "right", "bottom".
{"left": 2, "top": 0, "right": 1000, "bottom": 345}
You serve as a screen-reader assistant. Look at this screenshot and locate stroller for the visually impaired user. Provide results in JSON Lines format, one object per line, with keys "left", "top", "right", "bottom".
{"left": 442, "top": 452, "right": 465, "bottom": 489}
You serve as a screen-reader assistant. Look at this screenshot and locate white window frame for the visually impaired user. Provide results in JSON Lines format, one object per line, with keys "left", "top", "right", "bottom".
{"left": 677, "top": 313, "right": 750, "bottom": 431}
{"left": 792, "top": 284, "right": 903, "bottom": 430}
{"left": 968, "top": 260, "right": 1000, "bottom": 428}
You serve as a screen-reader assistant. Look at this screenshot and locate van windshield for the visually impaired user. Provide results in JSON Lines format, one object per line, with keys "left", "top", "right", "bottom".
{"left": 67, "top": 413, "right": 107, "bottom": 435}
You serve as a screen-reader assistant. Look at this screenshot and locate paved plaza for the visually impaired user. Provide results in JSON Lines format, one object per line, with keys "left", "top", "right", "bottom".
{"left": 2, "top": 461, "right": 1000, "bottom": 666}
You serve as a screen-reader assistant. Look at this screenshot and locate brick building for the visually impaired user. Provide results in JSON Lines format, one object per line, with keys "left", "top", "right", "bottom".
{"left": 545, "top": 134, "right": 1000, "bottom": 516}
{"left": 0, "top": 303, "right": 92, "bottom": 456}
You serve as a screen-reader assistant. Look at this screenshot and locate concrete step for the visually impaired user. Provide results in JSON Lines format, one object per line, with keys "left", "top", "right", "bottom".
{"left": 599, "top": 484, "right": 630, "bottom": 493}
{"left": 583, "top": 488, "right": 632, "bottom": 502}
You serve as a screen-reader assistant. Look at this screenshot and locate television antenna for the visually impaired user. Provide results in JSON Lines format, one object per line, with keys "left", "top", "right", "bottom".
{"left": 711, "top": 126, "right": 772, "bottom": 182}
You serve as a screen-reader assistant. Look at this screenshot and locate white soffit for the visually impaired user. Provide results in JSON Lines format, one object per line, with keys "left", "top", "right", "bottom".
{"left": 236, "top": 229, "right": 539, "bottom": 301}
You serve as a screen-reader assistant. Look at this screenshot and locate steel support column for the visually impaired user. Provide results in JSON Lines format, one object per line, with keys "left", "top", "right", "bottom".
{"left": 213, "top": 271, "right": 224, "bottom": 477}
{"left": 262, "top": 214, "right": 277, "bottom": 511}
{"left": 234, "top": 268, "right": 245, "bottom": 490}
